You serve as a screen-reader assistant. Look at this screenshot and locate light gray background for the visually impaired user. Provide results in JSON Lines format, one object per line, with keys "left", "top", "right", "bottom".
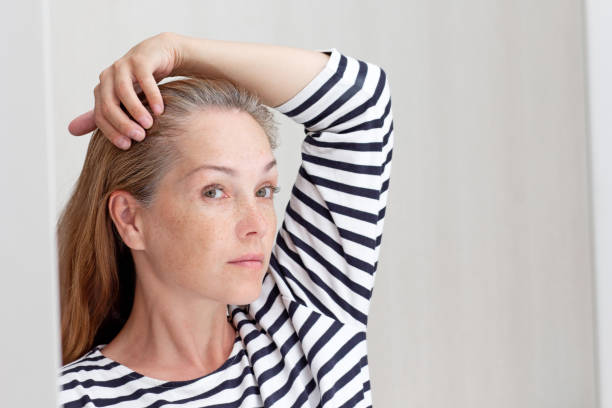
{"left": 1, "top": 0, "right": 608, "bottom": 407}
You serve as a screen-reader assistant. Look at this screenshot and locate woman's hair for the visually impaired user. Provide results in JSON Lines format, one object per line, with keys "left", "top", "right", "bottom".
{"left": 57, "top": 78, "right": 278, "bottom": 365}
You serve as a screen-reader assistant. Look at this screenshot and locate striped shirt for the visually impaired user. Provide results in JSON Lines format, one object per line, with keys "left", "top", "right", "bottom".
{"left": 58, "top": 47, "right": 394, "bottom": 408}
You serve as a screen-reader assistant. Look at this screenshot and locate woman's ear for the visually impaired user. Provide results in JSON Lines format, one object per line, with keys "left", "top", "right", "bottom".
{"left": 108, "top": 190, "right": 147, "bottom": 250}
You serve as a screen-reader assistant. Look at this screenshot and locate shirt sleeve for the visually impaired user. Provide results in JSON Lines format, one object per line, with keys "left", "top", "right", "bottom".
{"left": 267, "top": 48, "right": 394, "bottom": 330}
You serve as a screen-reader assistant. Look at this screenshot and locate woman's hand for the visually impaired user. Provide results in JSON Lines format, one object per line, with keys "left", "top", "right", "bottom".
{"left": 68, "top": 32, "right": 184, "bottom": 149}
{"left": 69, "top": 33, "right": 329, "bottom": 150}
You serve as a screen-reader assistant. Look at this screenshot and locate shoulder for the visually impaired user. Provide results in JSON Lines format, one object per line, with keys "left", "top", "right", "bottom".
{"left": 59, "top": 345, "right": 105, "bottom": 376}
{"left": 58, "top": 345, "right": 107, "bottom": 392}
{"left": 58, "top": 345, "right": 115, "bottom": 407}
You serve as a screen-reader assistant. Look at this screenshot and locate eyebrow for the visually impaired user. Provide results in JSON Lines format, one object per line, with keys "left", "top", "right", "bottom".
{"left": 183, "top": 158, "right": 277, "bottom": 180}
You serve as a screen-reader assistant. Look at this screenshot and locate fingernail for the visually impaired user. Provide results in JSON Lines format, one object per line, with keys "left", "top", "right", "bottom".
{"left": 139, "top": 115, "right": 153, "bottom": 128}
{"left": 129, "top": 128, "right": 145, "bottom": 141}
{"left": 118, "top": 137, "right": 131, "bottom": 149}
{"left": 152, "top": 104, "right": 163, "bottom": 115}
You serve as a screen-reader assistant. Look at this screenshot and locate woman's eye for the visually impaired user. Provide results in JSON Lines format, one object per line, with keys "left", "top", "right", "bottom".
{"left": 256, "top": 185, "right": 280, "bottom": 198}
{"left": 203, "top": 186, "right": 224, "bottom": 199}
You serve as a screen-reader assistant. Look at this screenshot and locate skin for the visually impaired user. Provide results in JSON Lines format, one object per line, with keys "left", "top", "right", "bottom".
{"left": 104, "top": 108, "right": 278, "bottom": 381}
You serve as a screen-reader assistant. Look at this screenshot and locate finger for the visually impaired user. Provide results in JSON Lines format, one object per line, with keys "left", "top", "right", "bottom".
{"left": 99, "top": 69, "right": 146, "bottom": 141}
{"left": 135, "top": 69, "right": 164, "bottom": 116}
{"left": 95, "top": 108, "right": 132, "bottom": 150}
{"left": 68, "top": 110, "right": 96, "bottom": 136}
{"left": 94, "top": 83, "right": 133, "bottom": 149}
{"left": 114, "top": 64, "right": 154, "bottom": 129}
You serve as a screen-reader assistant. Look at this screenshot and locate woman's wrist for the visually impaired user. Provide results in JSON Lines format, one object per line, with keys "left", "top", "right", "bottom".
{"left": 169, "top": 34, "right": 329, "bottom": 107}
{"left": 171, "top": 33, "right": 212, "bottom": 78}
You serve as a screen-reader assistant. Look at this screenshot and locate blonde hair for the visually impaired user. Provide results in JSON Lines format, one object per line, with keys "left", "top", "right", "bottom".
{"left": 57, "top": 78, "right": 277, "bottom": 365}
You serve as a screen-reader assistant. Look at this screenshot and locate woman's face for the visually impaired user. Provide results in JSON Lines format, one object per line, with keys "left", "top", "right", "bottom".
{"left": 138, "top": 108, "right": 278, "bottom": 305}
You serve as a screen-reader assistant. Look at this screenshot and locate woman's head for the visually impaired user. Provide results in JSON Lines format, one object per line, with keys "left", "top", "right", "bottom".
{"left": 57, "top": 78, "right": 278, "bottom": 365}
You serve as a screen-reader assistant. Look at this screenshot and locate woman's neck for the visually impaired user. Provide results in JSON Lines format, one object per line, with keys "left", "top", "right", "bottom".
{"left": 100, "top": 273, "right": 237, "bottom": 381}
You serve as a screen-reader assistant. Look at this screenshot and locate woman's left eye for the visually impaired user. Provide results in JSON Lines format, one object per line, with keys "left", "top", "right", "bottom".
{"left": 256, "top": 185, "right": 280, "bottom": 198}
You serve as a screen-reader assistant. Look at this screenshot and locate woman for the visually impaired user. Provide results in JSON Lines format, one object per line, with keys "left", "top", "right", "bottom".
{"left": 58, "top": 32, "right": 393, "bottom": 407}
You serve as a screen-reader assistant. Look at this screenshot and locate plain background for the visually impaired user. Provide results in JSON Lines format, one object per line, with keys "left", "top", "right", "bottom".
{"left": 2, "top": 0, "right": 610, "bottom": 407}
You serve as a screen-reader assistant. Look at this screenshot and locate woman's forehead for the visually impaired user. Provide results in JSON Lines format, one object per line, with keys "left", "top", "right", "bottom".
{"left": 178, "top": 109, "right": 271, "bottom": 154}
{"left": 164, "top": 109, "right": 275, "bottom": 184}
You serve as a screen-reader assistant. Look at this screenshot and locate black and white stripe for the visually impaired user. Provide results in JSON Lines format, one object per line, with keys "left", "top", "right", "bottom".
{"left": 58, "top": 47, "right": 393, "bottom": 408}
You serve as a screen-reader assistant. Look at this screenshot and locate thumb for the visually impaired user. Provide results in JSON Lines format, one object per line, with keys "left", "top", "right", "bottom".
{"left": 68, "top": 110, "right": 96, "bottom": 136}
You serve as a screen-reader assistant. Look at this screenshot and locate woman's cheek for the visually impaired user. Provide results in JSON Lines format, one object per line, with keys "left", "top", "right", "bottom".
{"left": 191, "top": 209, "right": 235, "bottom": 258}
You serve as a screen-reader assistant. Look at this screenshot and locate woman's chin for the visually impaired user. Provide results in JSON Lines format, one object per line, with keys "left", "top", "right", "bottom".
{"left": 221, "top": 262, "right": 268, "bottom": 304}
{"left": 225, "top": 281, "right": 263, "bottom": 306}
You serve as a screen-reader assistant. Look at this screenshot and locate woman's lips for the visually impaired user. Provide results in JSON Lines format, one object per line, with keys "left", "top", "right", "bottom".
{"left": 228, "top": 253, "right": 264, "bottom": 269}
{"left": 228, "top": 260, "right": 263, "bottom": 269}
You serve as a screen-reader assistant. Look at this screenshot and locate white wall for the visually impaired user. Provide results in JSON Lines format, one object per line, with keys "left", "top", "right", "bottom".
{"left": 0, "top": 1, "right": 598, "bottom": 407}
{"left": 0, "top": 0, "right": 61, "bottom": 406}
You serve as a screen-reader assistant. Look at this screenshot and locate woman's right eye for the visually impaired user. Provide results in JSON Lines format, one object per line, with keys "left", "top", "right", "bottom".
{"left": 202, "top": 186, "right": 224, "bottom": 199}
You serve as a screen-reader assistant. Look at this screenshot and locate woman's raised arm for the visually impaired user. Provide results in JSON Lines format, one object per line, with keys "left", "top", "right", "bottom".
{"left": 68, "top": 32, "right": 329, "bottom": 150}
{"left": 175, "top": 34, "right": 330, "bottom": 107}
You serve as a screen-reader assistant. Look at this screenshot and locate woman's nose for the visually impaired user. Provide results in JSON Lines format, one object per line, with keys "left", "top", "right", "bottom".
{"left": 235, "top": 200, "right": 268, "bottom": 239}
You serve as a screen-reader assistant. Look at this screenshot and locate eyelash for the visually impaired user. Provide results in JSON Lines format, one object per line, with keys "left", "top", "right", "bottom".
{"left": 202, "top": 184, "right": 280, "bottom": 200}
